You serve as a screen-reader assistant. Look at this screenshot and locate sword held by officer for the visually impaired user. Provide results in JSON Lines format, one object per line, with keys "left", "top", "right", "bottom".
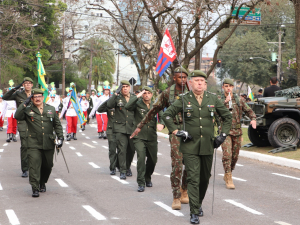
{"left": 55, "top": 137, "right": 69, "bottom": 173}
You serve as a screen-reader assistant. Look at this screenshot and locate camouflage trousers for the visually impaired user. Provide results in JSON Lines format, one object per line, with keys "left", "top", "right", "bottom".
{"left": 221, "top": 135, "right": 242, "bottom": 173}
{"left": 169, "top": 133, "right": 188, "bottom": 199}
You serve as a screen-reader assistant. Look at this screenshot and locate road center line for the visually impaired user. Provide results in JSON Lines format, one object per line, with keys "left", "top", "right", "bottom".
{"left": 153, "top": 172, "right": 160, "bottom": 175}
{"left": 272, "top": 173, "right": 300, "bottom": 181}
{"left": 157, "top": 153, "right": 162, "bottom": 155}
{"left": 82, "top": 205, "right": 106, "bottom": 220}
{"left": 102, "top": 146, "right": 108, "bottom": 149}
{"left": 5, "top": 209, "right": 20, "bottom": 225}
{"left": 81, "top": 133, "right": 85, "bottom": 136}
{"left": 83, "top": 143, "right": 95, "bottom": 148}
{"left": 69, "top": 147, "right": 75, "bottom": 150}
{"left": 111, "top": 176, "right": 129, "bottom": 184}
{"left": 224, "top": 199, "right": 263, "bottom": 215}
{"left": 55, "top": 179, "right": 68, "bottom": 187}
{"left": 236, "top": 164, "right": 243, "bottom": 167}
{"left": 154, "top": 201, "right": 184, "bottom": 216}
{"left": 164, "top": 175, "right": 170, "bottom": 178}
{"left": 89, "top": 162, "right": 100, "bottom": 168}
{"left": 131, "top": 162, "right": 137, "bottom": 167}
{"left": 0, "top": 182, "right": 3, "bottom": 190}
{"left": 218, "top": 174, "right": 246, "bottom": 181}
{"left": 3, "top": 143, "right": 8, "bottom": 146}
{"left": 85, "top": 137, "right": 90, "bottom": 139}
{"left": 76, "top": 152, "right": 83, "bottom": 157}
{"left": 65, "top": 142, "right": 69, "bottom": 144}
{"left": 92, "top": 141, "right": 97, "bottom": 144}
{"left": 0, "top": 149, "right": 3, "bottom": 152}
{"left": 274, "top": 221, "right": 292, "bottom": 225}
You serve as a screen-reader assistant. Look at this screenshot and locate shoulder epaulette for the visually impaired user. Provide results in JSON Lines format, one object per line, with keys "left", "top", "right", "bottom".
{"left": 207, "top": 91, "right": 216, "bottom": 95}
{"left": 179, "top": 92, "right": 189, "bottom": 96}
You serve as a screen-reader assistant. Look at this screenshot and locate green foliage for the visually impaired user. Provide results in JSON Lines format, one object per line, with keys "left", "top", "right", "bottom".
{"left": 158, "top": 81, "right": 168, "bottom": 91}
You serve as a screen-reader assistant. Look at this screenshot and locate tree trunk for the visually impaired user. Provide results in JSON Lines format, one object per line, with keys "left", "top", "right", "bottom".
{"left": 194, "top": 24, "right": 200, "bottom": 70}
{"left": 88, "top": 50, "right": 93, "bottom": 93}
{"left": 294, "top": 0, "right": 300, "bottom": 85}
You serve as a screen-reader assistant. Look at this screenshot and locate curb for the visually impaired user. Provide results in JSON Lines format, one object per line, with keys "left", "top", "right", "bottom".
{"left": 157, "top": 132, "right": 300, "bottom": 170}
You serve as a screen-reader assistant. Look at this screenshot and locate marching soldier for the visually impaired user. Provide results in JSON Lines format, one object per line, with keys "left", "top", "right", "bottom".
{"left": 97, "top": 99, "right": 119, "bottom": 175}
{"left": 107, "top": 80, "right": 135, "bottom": 179}
{"left": 220, "top": 79, "right": 256, "bottom": 189}
{"left": 15, "top": 89, "right": 64, "bottom": 197}
{"left": 86, "top": 92, "right": 93, "bottom": 124}
{"left": 3, "top": 77, "right": 34, "bottom": 177}
{"left": 126, "top": 86, "right": 164, "bottom": 192}
{"left": 131, "top": 67, "right": 189, "bottom": 209}
{"left": 162, "top": 70, "right": 232, "bottom": 224}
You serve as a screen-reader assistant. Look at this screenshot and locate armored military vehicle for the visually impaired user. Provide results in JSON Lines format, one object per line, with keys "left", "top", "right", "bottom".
{"left": 246, "top": 86, "right": 300, "bottom": 148}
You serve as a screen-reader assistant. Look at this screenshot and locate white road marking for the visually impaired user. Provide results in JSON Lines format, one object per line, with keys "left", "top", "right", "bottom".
{"left": 154, "top": 201, "right": 184, "bottom": 217}
{"left": 272, "top": 173, "right": 300, "bottom": 181}
{"left": 133, "top": 160, "right": 137, "bottom": 163}
{"left": 82, "top": 205, "right": 106, "bottom": 220}
{"left": 65, "top": 142, "right": 69, "bottom": 144}
{"left": 131, "top": 162, "right": 137, "bottom": 167}
{"left": 83, "top": 143, "right": 95, "bottom": 148}
{"left": 89, "top": 162, "right": 100, "bottom": 168}
{"left": 79, "top": 130, "right": 82, "bottom": 132}
{"left": 274, "top": 222, "right": 292, "bottom": 225}
{"left": 102, "top": 146, "right": 108, "bottom": 149}
{"left": 218, "top": 174, "right": 246, "bottom": 181}
{"left": 69, "top": 147, "right": 75, "bottom": 150}
{"left": 89, "top": 124, "right": 97, "bottom": 128}
{"left": 76, "top": 152, "right": 83, "bottom": 157}
{"left": 164, "top": 175, "right": 170, "bottom": 178}
{"left": 157, "top": 153, "right": 162, "bottom": 155}
{"left": 224, "top": 200, "right": 263, "bottom": 215}
{"left": 0, "top": 149, "right": 3, "bottom": 152}
{"left": 168, "top": 144, "right": 170, "bottom": 146}
{"left": 92, "top": 141, "right": 97, "bottom": 144}
{"left": 81, "top": 133, "right": 85, "bottom": 136}
{"left": 157, "top": 140, "right": 161, "bottom": 142}
{"left": 153, "top": 172, "right": 160, "bottom": 175}
{"left": 86, "top": 137, "right": 90, "bottom": 139}
{"left": 111, "top": 217, "right": 120, "bottom": 219}
{"left": 236, "top": 163, "right": 244, "bottom": 167}
{"left": 0, "top": 182, "right": 3, "bottom": 190}
{"left": 55, "top": 179, "right": 68, "bottom": 187}
{"left": 3, "top": 143, "right": 8, "bottom": 146}
{"left": 111, "top": 176, "right": 129, "bottom": 184}
{"left": 5, "top": 209, "right": 20, "bottom": 225}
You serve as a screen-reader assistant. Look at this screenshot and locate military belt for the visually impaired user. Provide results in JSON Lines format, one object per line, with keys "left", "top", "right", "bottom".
{"left": 231, "top": 124, "right": 241, "bottom": 129}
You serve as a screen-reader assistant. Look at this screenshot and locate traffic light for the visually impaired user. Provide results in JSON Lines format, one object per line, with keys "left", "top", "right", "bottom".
{"left": 217, "top": 59, "right": 222, "bottom": 67}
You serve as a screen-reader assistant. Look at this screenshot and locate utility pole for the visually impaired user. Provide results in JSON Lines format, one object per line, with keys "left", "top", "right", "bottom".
{"left": 88, "top": 44, "right": 93, "bottom": 93}
{"left": 117, "top": 51, "right": 120, "bottom": 85}
{"left": 277, "top": 30, "right": 283, "bottom": 87}
{"left": 62, "top": 0, "right": 66, "bottom": 96}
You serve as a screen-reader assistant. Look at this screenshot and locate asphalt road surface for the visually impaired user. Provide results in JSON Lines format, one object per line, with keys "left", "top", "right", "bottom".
{"left": 1, "top": 119, "right": 300, "bottom": 225}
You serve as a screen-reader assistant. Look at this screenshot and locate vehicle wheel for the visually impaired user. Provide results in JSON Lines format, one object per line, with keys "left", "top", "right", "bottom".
{"left": 268, "top": 118, "right": 300, "bottom": 148}
{"left": 248, "top": 125, "right": 270, "bottom": 147}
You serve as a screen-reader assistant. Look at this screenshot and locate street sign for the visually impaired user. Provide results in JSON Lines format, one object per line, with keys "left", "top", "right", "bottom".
{"left": 129, "top": 77, "right": 136, "bottom": 86}
{"left": 231, "top": 7, "right": 261, "bottom": 25}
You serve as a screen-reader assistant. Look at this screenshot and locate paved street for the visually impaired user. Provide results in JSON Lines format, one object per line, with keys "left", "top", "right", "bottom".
{"left": 0, "top": 120, "right": 300, "bottom": 225}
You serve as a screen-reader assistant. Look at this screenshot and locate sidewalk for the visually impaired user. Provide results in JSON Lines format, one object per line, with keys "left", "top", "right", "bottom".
{"left": 157, "top": 132, "right": 300, "bottom": 171}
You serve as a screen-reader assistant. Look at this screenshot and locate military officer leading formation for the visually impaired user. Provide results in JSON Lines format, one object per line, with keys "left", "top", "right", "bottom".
{"left": 4, "top": 68, "right": 267, "bottom": 224}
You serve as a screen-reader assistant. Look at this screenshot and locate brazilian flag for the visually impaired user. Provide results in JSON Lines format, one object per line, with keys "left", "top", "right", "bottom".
{"left": 36, "top": 52, "right": 48, "bottom": 102}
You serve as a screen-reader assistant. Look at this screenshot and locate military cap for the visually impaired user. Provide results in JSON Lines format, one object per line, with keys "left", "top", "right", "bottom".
{"left": 174, "top": 67, "right": 189, "bottom": 76}
{"left": 142, "top": 86, "right": 153, "bottom": 93}
{"left": 31, "top": 88, "right": 44, "bottom": 95}
{"left": 24, "top": 77, "right": 33, "bottom": 83}
{"left": 121, "top": 80, "right": 131, "bottom": 86}
{"left": 189, "top": 70, "right": 207, "bottom": 79}
{"left": 258, "top": 88, "right": 263, "bottom": 92}
{"left": 223, "top": 78, "right": 234, "bottom": 86}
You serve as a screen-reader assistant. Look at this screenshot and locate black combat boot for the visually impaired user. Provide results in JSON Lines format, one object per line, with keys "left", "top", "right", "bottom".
{"left": 6, "top": 134, "right": 11, "bottom": 142}
{"left": 73, "top": 133, "right": 77, "bottom": 140}
{"left": 198, "top": 207, "right": 203, "bottom": 217}
{"left": 137, "top": 186, "right": 145, "bottom": 192}
{"left": 98, "top": 132, "right": 103, "bottom": 139}
{"left": 66, "top": 134, "right": 71, "bottom": 141}
{"left": 12, "top": 134, "right": 17, "bottom": 142}
{"left": 190, "top": 214, "right": 199, "bottom": 224}
{"left": 82, "top": 125, "right": 85, "bottom": 131}
{"left": 120, "top": 173, "right": 126, "bottom": 180}
{"left": 32, "top": 189, "right": 39, "bottom": 197}
{"left": 40, "top": 183, "right": 46, "bottom": 192}
{"left": 103, "top": 131, "right": 107, "bottom": 139}
{"left": 0, "top": 127, "right": 3, "bottom": 131}
{"left": 126, "top": 168, "right": 132, "bottom": 177}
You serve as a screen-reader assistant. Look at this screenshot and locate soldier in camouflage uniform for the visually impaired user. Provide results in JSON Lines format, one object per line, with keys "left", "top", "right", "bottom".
{"left": 220, "top": 79, "right": 256, "bottom": 189}
{"left": 131, "top": 67, "right": 189, "bottom": 210}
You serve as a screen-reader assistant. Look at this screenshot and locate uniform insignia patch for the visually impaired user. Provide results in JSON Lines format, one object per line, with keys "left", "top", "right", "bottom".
{"left": 176, "top": 96, "right": 180, "bottom": 99}
{"left": 166, "top": 116, "right": 170, "bottom": 120}
{"left": 29, "top": 111, "right": 34, "bottom": 115}
{"left": 187, "top": 112, "right": 191, "bottom": 117}
{"left": 207, "top": 105, "right": 215, "bottom": 108}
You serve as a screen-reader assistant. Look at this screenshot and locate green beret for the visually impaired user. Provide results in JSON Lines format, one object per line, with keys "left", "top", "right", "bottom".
{"left": 189, "top": 70, "right": 207, "bottom": 79}
{"left": 24, "top": 77, "right": 33, "bottom": 83}
{"left": 142, "top": 86, "right": 153, "bottom": 93}
{"left": 121, "top": 80, "right": 131, "bottom": 86}
{"left": 223, "top": 78, "right": 234, "bottom": 86}
{"left": 31, "top": 88, "right": 44, "bottom": 95}
{"left": 174, "top": 67, "right": 189, "bottom": 76}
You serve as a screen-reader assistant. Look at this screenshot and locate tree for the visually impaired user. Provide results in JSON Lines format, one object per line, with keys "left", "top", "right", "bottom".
{"left": 291, "top": 0, "right": 300, "bottom": 85}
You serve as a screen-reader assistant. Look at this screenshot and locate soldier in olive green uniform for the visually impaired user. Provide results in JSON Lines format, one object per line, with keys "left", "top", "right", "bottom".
{"left": 126, "top": 86, "right": 164, "bottom": 192}
{"left": 86, "top": 92, "right": 93, "bottom": 124}
{"left": 163, "top": 71, "right": 232, "bottom": 224}
{"left": 97, "top": 99, "right": 119, "bottom": 175}
{"left": 107, "top": 80, "right": 135, "bottom": 179}
{"left": 3, "top": 77, "right": 34, "bottom": 177}
{"left": 15, "top": 89, "right": 64, "bottom": 197}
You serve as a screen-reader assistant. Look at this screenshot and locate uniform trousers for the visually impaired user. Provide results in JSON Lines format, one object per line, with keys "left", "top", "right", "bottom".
{"left": 0, "top": 116, "right": 4, "bottom": 127}
{"left": 107, "top": 129, "right": 119, "bottom": 171}
{"left": 221, "top": 135, "right": 242, "bottom": 173}
{"left": 66, "top": 116, "right": 77, "bottom": 133}
{"left": 7, "top": 114, "right": 17, "bottom": 134}
{"left": 183, "top": 154, "right": 213, "bottom": 215}
{"left": 27, "top": 148, "right": 54, "bottom": 191}
{"left": 133, "top": 138, "right": 158, "bottom": 186}
{"left": 83, "top": 111, "right": 87, "bottom": 125}
{"left": 115, "top": 132, "right": 135, "bottom": 174}
{"left": 19, "top": 131, "right": 28, "bottom": 172}
{"left": 96, "top": 114, "right": 108, "bottom": 132}
{"left": 169, "top": 133, "right": 188, "bottom": 198}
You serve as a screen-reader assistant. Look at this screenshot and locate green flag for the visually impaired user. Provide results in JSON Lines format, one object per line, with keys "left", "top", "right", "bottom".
{"left": 36, "top": 52, "right": 48, "bottom": 102}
